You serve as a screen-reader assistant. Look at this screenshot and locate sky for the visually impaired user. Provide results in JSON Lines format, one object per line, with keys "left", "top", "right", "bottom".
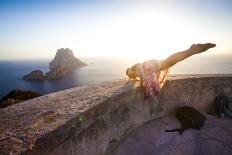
{"left": 0, "top": 0, "right": 232, "bottom": 60}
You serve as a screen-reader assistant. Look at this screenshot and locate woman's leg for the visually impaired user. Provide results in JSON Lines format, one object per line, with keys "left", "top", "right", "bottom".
{"left": 159, "top": 43, "right": 216, "bottom": 71}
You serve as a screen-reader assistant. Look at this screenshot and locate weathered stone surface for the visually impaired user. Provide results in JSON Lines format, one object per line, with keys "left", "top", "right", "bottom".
{"left": 0, "top": 89, "right": 42, "bottom": 108}
{"left": 23, "top": 70, "right": 44, "bottom": 80}
{"left": 110, "top": 113, "right": 232, "bottom": 155}
{"left": 0, "top": 75, "right": 232, "bottom": 155}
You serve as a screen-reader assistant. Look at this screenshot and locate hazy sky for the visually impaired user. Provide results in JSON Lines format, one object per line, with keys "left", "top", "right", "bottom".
{"left": 0, "top": 0, "right": 232, "bottom": 60}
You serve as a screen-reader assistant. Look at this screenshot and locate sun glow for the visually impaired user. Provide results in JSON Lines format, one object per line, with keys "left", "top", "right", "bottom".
{"left": 74, "top": 9, "right": 203, "bottom": 61}
{"left": 1, "top": 1, "right": 231, "bottom": 60}
{"left": 2, "top": 1, "right": 226, "bottom": 61}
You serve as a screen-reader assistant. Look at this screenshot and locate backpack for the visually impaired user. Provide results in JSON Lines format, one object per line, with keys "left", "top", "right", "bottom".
{"left": 165, "top": 106, "right": 206, "bottom": 135}
{"left": 208, "top": 95, "right": 232, "bottom": 118}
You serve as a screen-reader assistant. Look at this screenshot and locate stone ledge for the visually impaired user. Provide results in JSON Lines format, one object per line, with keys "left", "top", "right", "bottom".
{"left": 0, "top": 75, "right": 232, "bottom": 155}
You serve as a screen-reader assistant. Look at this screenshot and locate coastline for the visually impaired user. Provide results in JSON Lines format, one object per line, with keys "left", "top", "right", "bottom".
{"left": 1, "top": 55, "right": 232, "bottom": 97}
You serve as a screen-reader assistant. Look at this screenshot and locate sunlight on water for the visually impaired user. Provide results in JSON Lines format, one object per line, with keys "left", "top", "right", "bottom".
{"left": 0, "top": 55, "right": 231, "bottom": 97}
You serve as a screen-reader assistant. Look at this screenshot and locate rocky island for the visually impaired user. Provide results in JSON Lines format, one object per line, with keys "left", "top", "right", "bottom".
{"left": 23, "top": 70, "right": 44, "bottom": 80}
{"left": 23, "top": 48, "right": 87, "bottom": 80}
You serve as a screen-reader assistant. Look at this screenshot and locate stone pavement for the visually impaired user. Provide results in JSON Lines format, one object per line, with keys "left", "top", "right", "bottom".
{"left": 111, "top": 113, "right": 232, "bottom": 155}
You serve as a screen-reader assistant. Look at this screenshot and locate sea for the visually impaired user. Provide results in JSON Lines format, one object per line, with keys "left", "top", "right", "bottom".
{"left": 0, "top": 55, "right": 232, "bottom": 98}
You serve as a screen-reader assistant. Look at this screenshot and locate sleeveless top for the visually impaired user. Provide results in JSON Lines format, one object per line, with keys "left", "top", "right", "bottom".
{"left": 140, "top": 60, "right": 169, "bottom": 97}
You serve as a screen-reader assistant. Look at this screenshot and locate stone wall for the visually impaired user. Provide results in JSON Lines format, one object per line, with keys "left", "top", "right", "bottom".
{"left": 0, "top": 75, "right": 232, "bottom": 155}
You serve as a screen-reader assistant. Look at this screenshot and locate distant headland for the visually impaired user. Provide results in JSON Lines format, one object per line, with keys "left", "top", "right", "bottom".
{"left": 23, "top": 48, "right": 87, "bottom": 80}
{"left": 0, "top": 89, "right": 41, "bottom": 108}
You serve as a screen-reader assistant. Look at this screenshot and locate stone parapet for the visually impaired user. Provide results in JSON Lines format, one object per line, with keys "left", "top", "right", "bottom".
{"left": 0, "top": 75, "right": 232, "bottom": 155}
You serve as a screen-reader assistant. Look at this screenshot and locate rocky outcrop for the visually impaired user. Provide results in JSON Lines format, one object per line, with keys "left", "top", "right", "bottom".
{"left": 0, "top": 89, "right": 41, "bottom": 108}
{"left": 23, "top": 48, "right": 87, "bottom": 80}
{"left": 23, "top": 70, "right": 44, "bottom": 80}
{"left": 45, "top": 48, "right": 87, "bottom": 79}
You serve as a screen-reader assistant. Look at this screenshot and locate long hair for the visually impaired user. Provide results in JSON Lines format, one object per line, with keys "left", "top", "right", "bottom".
{"left": 126, "top": 68, "right": 130, "bottom": 76}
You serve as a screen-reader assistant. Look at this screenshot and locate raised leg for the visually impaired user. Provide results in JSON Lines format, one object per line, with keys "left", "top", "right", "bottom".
{"left": 159, "top": 43, "right": 216, "bottom": 71}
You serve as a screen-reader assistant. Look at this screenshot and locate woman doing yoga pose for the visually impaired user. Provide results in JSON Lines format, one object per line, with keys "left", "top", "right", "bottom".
{"left": 126, "top": 43, "right": 216, "bottom": 97}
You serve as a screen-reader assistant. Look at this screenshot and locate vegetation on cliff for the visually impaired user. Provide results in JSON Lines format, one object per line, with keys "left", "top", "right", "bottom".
{"left": 0, "top": 89, "right": 41, "bottom": 108}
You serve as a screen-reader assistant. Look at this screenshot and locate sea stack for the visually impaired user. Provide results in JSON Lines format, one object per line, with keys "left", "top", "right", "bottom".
{"left": 23, "top": 48, "right": 87, "bottom": 80}
{"left": 45, "top": 48, "right": 87, "bottom": 79}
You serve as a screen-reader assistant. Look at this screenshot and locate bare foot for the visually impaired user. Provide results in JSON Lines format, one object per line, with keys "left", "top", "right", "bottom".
{"left": 189, "top": 43, "right": 216, "bottom": 54}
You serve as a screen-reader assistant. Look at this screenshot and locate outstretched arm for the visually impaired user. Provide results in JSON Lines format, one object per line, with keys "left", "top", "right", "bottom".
{"left": 159, "top": 43, "right": 216, "bottom": 71}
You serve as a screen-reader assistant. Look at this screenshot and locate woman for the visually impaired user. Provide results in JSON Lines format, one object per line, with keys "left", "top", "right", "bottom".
{"left": 126, "top": 43, "right": 216, "bottom": 97}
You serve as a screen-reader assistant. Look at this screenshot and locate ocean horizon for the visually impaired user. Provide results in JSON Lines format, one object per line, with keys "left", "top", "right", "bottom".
{"left": 0, "top": 55, "right": 232, "bottom": 98}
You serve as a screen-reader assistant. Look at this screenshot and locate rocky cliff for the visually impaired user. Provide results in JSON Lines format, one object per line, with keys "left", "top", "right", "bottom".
{"left": 0, "top": 89, "right": 41, "bottom": 108}
{"left": 23, "top": 48, "right": 87, "bottom": 80}
{"left": 45, "top": 48, "right": 87, "bottom": 79}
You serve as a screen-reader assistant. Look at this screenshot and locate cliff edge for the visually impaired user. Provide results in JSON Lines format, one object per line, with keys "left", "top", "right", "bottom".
{"left": 0, "top": 89, "right": 41, "bottom": 108}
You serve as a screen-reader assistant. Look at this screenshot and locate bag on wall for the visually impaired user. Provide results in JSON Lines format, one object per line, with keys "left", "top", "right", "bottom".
{"left": 165, "top": 106, "right": 206, "bottom": 135}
